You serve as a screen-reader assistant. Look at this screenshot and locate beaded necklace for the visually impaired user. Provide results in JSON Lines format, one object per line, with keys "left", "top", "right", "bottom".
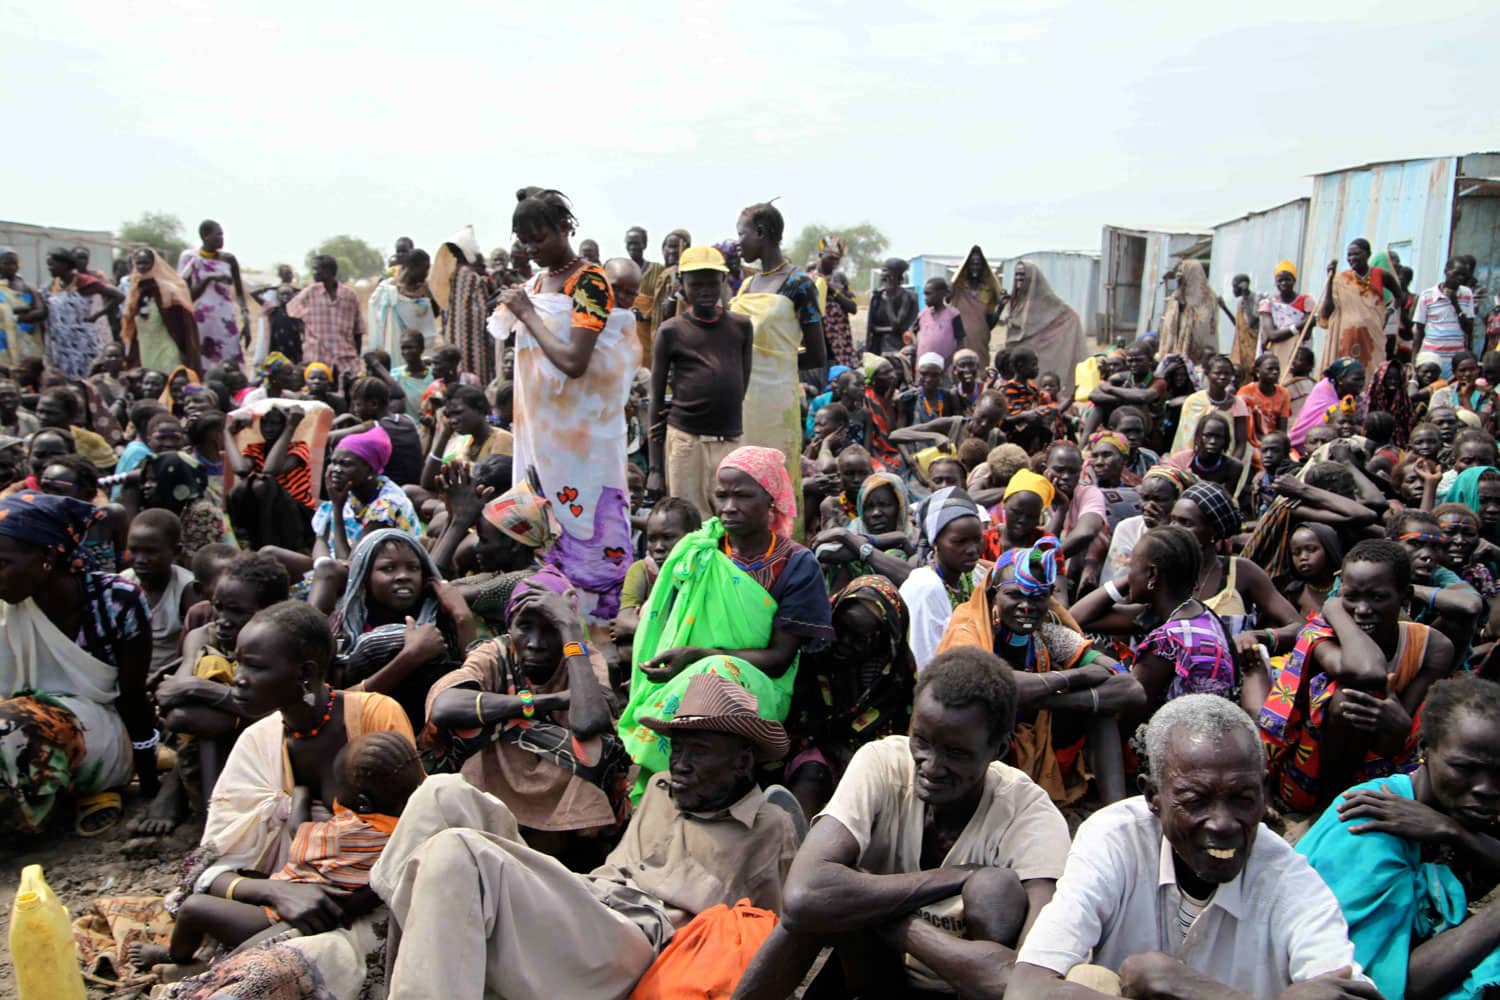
{"left": 285, "top": 688, "right": 338, "bottom": 740}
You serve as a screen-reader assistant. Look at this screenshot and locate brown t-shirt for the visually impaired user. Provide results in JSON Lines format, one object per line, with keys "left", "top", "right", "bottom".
{"left": 653, "top": 310, "right": 754, "bottom": 438}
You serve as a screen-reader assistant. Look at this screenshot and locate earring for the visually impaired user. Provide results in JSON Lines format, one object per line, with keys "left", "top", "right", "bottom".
{"left": 302, "top": 685, "right": 317, "bottom": 707}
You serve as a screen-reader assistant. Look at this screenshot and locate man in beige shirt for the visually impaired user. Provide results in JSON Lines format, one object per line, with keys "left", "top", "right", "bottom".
{"left": 736, "top": 648, "right": 1070, "bottom": 998}
{"left": 372, "top": 673, "right": 797, "bottom": 1000}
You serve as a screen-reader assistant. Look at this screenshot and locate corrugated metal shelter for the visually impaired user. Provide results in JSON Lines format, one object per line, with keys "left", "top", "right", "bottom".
{"left": 996, "top": 251, "right": 1101, "bottom": 345}
{"left": 0, "top": 221, "right": 116, "bottom": 285}
{"left": 908, "top": 253, "right": 966, "bottom": 309}
{"left": 1208, "top": 198, "right": 1309, "bottom": 354}
{"left": 1098, "top": 225, "right": 1211, "bottom": 345}
{"left": 1301, "top": 152, "right": 1500, "bottom": 357}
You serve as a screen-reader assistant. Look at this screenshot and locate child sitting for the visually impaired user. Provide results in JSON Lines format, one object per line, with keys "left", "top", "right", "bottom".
{"left": 131, "top": 731, "right": 424, "bottom": 978}
{"left": 120, "top": 509, "right": 199, "bottom": 677}
{"left": 610, "top": 498, "right": 700, "bottom": 679}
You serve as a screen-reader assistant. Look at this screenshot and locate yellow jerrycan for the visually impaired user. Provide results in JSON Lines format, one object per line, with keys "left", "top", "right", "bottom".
{"left": 8, "top": 864, "right": 87, "bottom": 1000}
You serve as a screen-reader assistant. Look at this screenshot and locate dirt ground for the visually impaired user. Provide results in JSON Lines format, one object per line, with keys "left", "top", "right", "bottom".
{"left": 0, "top": 781, "right": 201, "bottom": 1000}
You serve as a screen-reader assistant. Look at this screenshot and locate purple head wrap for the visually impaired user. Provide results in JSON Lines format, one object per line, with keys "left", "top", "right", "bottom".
{"left": 335, "top": 424, "right": 392, "bottom": 475}
{"left": 506, "top": 564, "right": 579, "bottom": 621}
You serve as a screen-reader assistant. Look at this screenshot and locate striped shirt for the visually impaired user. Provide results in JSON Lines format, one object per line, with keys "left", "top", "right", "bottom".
{"left": 275, "top": 806, "right": 398, "bottom": 891}
{"left": 243, "top": 440, "right": 315, "bottom": 508}
{"left": 287, "top": 282, "right": 364, "bottom": 373}
{"left": 1414, "top": 284, "right": 1475, "bottom": 357}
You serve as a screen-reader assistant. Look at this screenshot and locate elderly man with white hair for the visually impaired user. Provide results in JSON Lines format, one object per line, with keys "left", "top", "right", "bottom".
{"left": 1008, "top": 694, "right": 1380, "bottom": 1000}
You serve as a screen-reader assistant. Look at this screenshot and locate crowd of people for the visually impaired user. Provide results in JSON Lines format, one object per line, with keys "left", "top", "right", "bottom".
{"left": 2, "top": 189, "right": 1499, "bottom": 1000}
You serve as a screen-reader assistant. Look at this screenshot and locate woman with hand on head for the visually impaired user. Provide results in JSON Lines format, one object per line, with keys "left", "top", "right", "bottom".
{"left": 619, "top": 445, "right": 833, "bottom": 800}
{"left": 424, "top": 566, "right": 627, "bottom": 857}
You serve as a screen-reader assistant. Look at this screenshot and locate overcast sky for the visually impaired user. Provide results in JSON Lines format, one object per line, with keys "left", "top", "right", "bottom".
{"left": 9, "top": 1, "right": 1498, "bottom": 273}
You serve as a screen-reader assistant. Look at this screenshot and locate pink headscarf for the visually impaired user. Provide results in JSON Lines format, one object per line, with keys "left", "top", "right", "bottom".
{"left": 718, "top": 446, "right": 796, "bottom": 538}
{"left": 336, "top": 424, "right": 392, "bottom": 475}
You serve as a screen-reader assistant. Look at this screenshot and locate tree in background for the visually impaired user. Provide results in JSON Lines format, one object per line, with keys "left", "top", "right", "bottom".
{"left": 306, "top": 235, "right": 383, "bottom": 281}
{"left": 788, "top": 222, "right": 889, "bottom": 283}
{"left": 118, "top": 211, "right": 189, "bottom": 266}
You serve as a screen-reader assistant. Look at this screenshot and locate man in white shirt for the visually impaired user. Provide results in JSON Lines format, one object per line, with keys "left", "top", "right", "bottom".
{"left": 735, "top": 648, "right": 1070, "bottom": 998}
{"left": 1009, "top": 694, "right": 1378, "bottom": 1000}
{"left": 1413, "top": 258, "right": 1477, "bottom": 378}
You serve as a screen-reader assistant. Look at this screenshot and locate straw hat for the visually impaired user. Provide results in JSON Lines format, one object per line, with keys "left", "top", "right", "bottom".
{"left": 639, "top": 673, "right": 789, "bottom": 761}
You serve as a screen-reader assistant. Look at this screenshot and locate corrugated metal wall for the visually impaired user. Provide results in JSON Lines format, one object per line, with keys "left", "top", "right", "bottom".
{"left": 1303, "top": 158, "right": 1457, "bottom": 292}
{"left": 997, "top": 252, "right": 1100, "bottom": 345}
{"left": 1099, "top": 226, "right": 1209, "bottom": 344}
{"left": 0, "top": 222, "right": 116, "bottom": 285}
{"left": 1208, "top": 199, "right": 1309, "bottom": 355}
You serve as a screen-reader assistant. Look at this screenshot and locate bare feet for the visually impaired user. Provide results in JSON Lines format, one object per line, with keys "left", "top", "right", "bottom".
{"left": 128, "top": 942, "right": 170, "bottom": 972}
{"left": 127, "top": 768, "right": 188, "bottom": 838}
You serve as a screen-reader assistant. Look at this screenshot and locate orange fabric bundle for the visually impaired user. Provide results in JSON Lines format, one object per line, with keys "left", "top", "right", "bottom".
{"left": 630, "top": 899, "right": 777, "bottom": 999}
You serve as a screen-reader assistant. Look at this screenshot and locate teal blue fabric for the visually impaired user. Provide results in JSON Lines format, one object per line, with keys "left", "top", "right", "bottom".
{"left": 1296, "top": 774, "right": 1500, "bottom": 999}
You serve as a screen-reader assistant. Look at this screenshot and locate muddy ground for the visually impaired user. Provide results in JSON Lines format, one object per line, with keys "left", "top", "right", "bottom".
{"left": 1, "top": 782, "right": 200, "bottom": 1000}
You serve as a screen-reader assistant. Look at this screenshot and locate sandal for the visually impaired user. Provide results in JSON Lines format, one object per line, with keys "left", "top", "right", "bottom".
{"left": 75, "top": 791, "right": 123, "bottom": 837}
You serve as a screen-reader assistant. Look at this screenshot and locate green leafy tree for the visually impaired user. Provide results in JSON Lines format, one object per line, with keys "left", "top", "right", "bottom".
{"left": 788, "top": 222, "right": 889, "bottom": 280}
{"left": 118, "top": 212, "right": 189, "bottom": 266}
{"left": 306, "top": 235, "right": 384, "bottom": 281}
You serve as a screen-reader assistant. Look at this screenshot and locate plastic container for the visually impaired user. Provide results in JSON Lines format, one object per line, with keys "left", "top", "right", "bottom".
{"left": 8, "top": 864, "right": 86, "bottom": 1000}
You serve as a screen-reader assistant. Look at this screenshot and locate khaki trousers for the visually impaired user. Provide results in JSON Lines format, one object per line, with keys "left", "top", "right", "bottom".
{"left": 665, "top": 424, "right": 740, "bottom": 520}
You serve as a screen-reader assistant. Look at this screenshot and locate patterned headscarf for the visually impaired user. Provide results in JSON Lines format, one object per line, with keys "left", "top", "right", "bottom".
{"left": 831, "top": 574, "right": 914, "bottom": 701}
{"left": 1142, "top": 464, "right": 1197, "bottom": 496}
{"left": 817, "top": 234, "right": 847, "bottom": 257}
{"left": 921, "top": 486, "right": 981, "bottom": 545}
{"left": 993, "top": 542, "right": 1058, "bottom": 595}
{"left": 719, "top": 446, "right": 796, "bottom": 539}
{"left": 1323, "top": 395, "right": 1358, "bottom": 425}
{"left": 1181, "top": 482, "right": 1239, "bottom": 542}
{"left": 506, "top": 564, "right": 578, "bottom": 621}
{"left": 856, "top": 472, "right": 908, "bottom": 528}
{"left": 482, "top": 481, "right": 560, "bottom": 550}
{"left": 258, "top": 352, "right": 294, "bottom": 380}
{"left": 1086, "top": 430, "right": 1129, "bottom": 456}
{"left": 0, "top": 492, "right": 101, "bottom": 571}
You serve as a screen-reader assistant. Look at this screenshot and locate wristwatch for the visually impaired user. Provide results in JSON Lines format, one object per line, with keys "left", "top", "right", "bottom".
{"left": 858, "top": 542, "right": 875, "bottom": 561}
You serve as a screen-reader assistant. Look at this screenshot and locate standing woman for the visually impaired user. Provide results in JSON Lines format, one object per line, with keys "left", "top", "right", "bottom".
{"left": 731, "top": 201, "right": 827, "bottom": 495}
{"left": 813, "top": 235, "right": 859, "bottom": 369}
{"left": 951, "top": 245, "right": 1006, "bottom": 357}
{"left": 1318, "top": 238, "right": 1408, "bottom": 373}
{"left": 121, "top": 248, "right": 202, "bottom": 377}
{"left": 865, "top": 258, "right": 916, "bottom": 357}
{"left": 1003, "top": 258, "right": 1087, "bottom": 399}
{"left": 368, "top": 248, "right": 439, "bottom": 358}
{"left": 177, "top": 220, "right": 249, "bottom": 368}
{"left": 1158, "top": 260, "right": 1217, "bottom": 362}
{"left": 44, "top": 248, "right": 123, "bottom": 380}
{"left": 0, "top": 248, "right": 48, "bottom": 363}
{"left": 1257, "top": 260, "right": 1316, "bottom": 373}
{"left": 433, "top": 225, "right": 493, "bottom": 386}
{"left": 493, "top": 188, "right": 635, "bottom": 621}
{"left": 0, "top": 492, "right": 156, "bottom": 836}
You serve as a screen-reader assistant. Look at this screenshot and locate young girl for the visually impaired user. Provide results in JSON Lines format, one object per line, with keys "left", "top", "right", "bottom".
{"left": 331, "top": 529, "right": 476, "bottom": 731}
{"left": 914, "top": 277, "right": 963, "bottom": 367}
{"left": 1287, "top": 523, "right": 1342, "bottom": 618}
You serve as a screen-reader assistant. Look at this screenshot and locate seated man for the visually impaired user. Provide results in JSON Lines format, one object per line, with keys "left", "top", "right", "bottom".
{"left": 1008, "top": 694, "right": 1377, "bottom": 1000}
{"left": 736, "top": 647, "right": 1069, "bottom": 999}
{"left": 372, "top": 673, "right": 797, "bottom": 999}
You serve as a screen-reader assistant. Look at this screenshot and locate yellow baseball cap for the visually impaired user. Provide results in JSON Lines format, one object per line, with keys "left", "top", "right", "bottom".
{"left": 678, "top": 245, "right": 729, "bottom": 274}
